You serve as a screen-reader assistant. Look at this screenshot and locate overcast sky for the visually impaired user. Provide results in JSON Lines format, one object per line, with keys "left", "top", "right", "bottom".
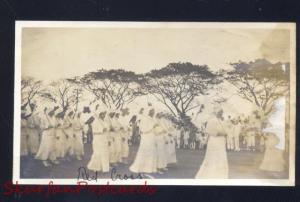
{"left": 21, "top": 27, "right": 291, "bottom": 81}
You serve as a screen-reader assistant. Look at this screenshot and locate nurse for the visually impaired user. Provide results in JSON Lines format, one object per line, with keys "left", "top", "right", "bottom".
{"left": 130, "top": 108, "right": 158, "bottom": 174}
{"left": 87, "top": 109, "right": 110, "bottom": 173}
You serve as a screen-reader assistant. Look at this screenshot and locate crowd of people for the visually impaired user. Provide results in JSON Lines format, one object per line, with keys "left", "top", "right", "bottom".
{"left": 20, "top": 102, "right": 178, "bottom": 174}
{"left": 177, "top": 110, "right": 267, "bottom": 153}
{"left": 21, "top": 104, "right": 87, "bottom": 167}
{"left": 20, "top": 97, "right": 286, "bottom": 178}
{"left": 129, "top": 107, "right": 177, "bottom": 174}
{"left": 194, "top": 101, "right": 286, "bottom": 179}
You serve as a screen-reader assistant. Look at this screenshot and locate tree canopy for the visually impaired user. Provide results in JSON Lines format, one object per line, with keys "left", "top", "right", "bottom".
{"left": 144, "top": 62, "right": 221, "bottom": 122}
{"left": 40, "top": 79, "right": 83, "bottom": 113}
{"left": 80, "top": 69, "right": 144, "bottom": 110}
{"left": 226, "top": 59, "right": 289, "bottom": 114}
{"left": 21, "top": 76, "right": 42, "bottom": 111}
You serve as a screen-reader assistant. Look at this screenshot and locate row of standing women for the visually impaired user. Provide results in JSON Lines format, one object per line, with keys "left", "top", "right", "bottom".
{"left": 21, "top": 103, "right": 178, "bottom": 173}
{"left": 21, "top": 105, "right": 85, "bottom": 167}
{"left": 129, "top": 108, "right": 177, "bottom": 174}
{"left": 195, "top": 99, "right": 286, "bottom": 179}
{"left": 85, "top": 105, "right": 132, "bottom": 172}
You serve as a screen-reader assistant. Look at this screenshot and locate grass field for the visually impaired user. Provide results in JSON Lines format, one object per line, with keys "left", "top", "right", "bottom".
{"left": 20, "top": 144, "right": 288, "bottom": 179}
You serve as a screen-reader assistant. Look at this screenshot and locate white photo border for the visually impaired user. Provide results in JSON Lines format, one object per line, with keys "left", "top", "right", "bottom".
{"left": 13, "top": 21, "right": 296, "bottom": 186}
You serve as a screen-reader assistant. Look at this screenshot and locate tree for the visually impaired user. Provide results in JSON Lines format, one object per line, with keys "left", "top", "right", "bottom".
{"left": 226, "top": 59, "right": 289, "bottom": 115}
{"left": 40, "top": 79, "right": 83, "bottom": 113}
{"left": 80, "top": 69, "right": 144, "bottom": 110}
{"left": 66, "top": 77, "right": 84, "bottom": 114}
{"left": 21, "top": 76, "right": 42, "bottom": 110}
{"left": 144, "top": 62, "right": 221, "bottom": 124}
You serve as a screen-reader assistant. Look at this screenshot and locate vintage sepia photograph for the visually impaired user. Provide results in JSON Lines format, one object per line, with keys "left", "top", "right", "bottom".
{"left": 13, "top": 21, "right": 295, "bottom": 185}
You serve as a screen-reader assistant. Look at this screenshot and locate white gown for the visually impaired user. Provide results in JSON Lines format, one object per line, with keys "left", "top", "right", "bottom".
{"left": 106, "top": 117, "right": 117, "bottom": 164}
{"left": 232, "top": 122, "right": 241, "bottom": 151}
{"left": 195, "top": 117, "right": 229, "bottom": 179}
{"left": 72, "top": 116, "right": 84, "bottom": 157}
{"left": 119, "top": 115, "right": 130, "bottom": 158}
{"left": 55, "top": 118, "right": 68, "bottom": 158}
{"left": 26, "top": 113, "right": 40, "bottom": 155}
{"left": 160, "top": 118, "right": 177, "bottom": 164}
{"left": 111, "top": 118, "right": 123, "bottom": 163}
{"left": 263, "top": 97, "right": 286, "bottom": 150}
{"left": 35, "top": 114, "right": 57, "bottom": 161}
{"left": 183, "top": 131, "right": 189, "bottom": 147}
{"left": 130, "top": 115, "right": 157, "bottom": 173}
{"left": 260, "top": 97, "right": 286, "bottom": 172}
{"left": 154, "top": 120, "right": 167, "bottom": 169}
{"left": 226, "top": 120, "right": 235, "bottom": 150}
{"left": 174, "top": 129, "right": 181, "bottom": 149}
{"left": 166, "top": 134, "right": 177, "bottom": 164}
{"left": 87, "top": 114, "right": 110, "bottom": 172}
{"left": 63, "top": 117, "right": 75, "bottom": 156}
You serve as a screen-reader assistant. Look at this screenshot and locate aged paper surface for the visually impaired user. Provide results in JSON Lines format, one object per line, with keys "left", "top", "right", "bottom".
{"left": 14, "top": 21, "right": 295, "bottom": 185}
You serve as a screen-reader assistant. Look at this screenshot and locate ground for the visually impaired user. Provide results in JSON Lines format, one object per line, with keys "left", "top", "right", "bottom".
{"left": 20, "top": 144, "right": 288, "bottom": 180}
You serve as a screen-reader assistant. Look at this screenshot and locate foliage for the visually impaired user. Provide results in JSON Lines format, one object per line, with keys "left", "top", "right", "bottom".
{"left": 40, "top": 79, "right": 83, "bottom": 113}
{"left": 144, "top": 62, "right": 221, "bottom": 120}
{"left": 80, "top": 69, "right": 144, "bottom": 110}
{"left": 226, "top": 59, "right": 289, "bottom": 115}
{"left": 21, "top": 76, "right": 42, "bottom": 110}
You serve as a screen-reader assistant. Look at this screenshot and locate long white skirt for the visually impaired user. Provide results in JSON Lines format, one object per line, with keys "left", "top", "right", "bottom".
{"left": 73, "top": 129, "right": 84, "bottom": 157}
{"left": 130, "top": 133, "right": 157, "bottom": 173}
{"left": 108, "top": 133, "right": 116, "bottom": 163}
{"left": 155, "top": 135, "right": 167, "bottom": 169}
{"left": 55, "top": 129, "right": 67, "bottom": 158}
{"left": 87, "top": 134, "right": 109, "bottom": 172}
{"left": 259, "top": 134, "right": 285, "bottom": 172}
{"left": 64, "top": 128, "right": 75, "bottom": 156}
{"left": 26, "top": 128, "right": 40, "bottom": 154}
{"left": 35, "top": 129, "right": 57, "bottom": 161}
{"left": 113, "top": 133, "right": 122, "bottom": 163}
{"left": 195, "top": 135, "right": 229, "bottom": 179}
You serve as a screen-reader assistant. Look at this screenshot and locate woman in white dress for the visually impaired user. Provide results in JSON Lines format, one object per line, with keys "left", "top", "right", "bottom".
{"left": 72, "top": 112, "right": 84, "bottom": 160}
{"left": 119, "top": 109, "right": 131, "bottom": 163}
{"left": 54, "top": 112, "right": 68, "bottom": 160}
{"left": 107, "top": 112, "right": 117, "bottom": 165}
{"left": 154, "top": 113, "right": 168, "bottom": 172}
{"left": 260, "top": 97, "right": 286, "bottom": 172}
{"left": 87, "top": 110, "right": 110, "bottom": 172}
{"left": 130, "top": 108, "right": 158, "bottom": 173}
{"left": 111, "top": 113, "right": 123, "bottom": 164}
{"left": 26, "top": 104, "right": 40, "bottom": 155}
{"left": 195, "top": 106, "right": 229, "bottom": 179}
{"left": 35, "top": 107, "right": 59, "bottom": 167}
{"left": 183, "top": 130, "right": 189, "bottom": 149}
{"left": 232, "top": 117, "right": 242, "bottom": 151}
{"left": 245, "top": 112, "right": 260, "bottom": 151}
{"left": 160, "top": 115, "right": 177, "bottom": 164}
{"left": 226, "top": 116, "right": 235, "bottom": 151}
{"left": 175, "top": 126, "right": 181, "bottom": 149}
{"left": 63, "top": 111, "right": 75, "bottom": 159}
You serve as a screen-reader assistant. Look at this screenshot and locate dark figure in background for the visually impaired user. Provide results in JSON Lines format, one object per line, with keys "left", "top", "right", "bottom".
{"left": 195, "top": 133, "right": 201, "bottom": 150}
{"left": 86, "top": 124, "right": 93, "bottom": 144}
{"left": 129, "top": 115, "right": 140, "bottom": 145}
{"left": 82, "top": 106, "right": 93, "bottom": 144}
{"left": 189, "top": 132, "right": 196, "bottom": 150}
{"left": 180, "top": 130, "right": 184, "bottom": 149}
